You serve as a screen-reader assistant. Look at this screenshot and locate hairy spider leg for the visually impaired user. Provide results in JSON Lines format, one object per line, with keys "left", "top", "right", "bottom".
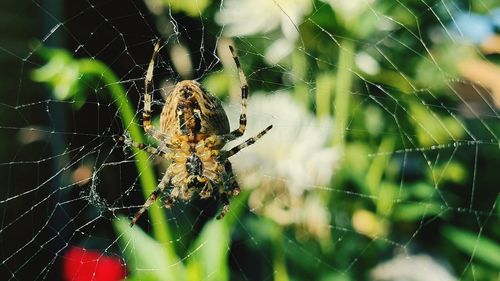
{"left": 130, "top": 173, "right": 171, "bottom": 227}
{"left": 216, "top": 192, "right": 230, "bottom": 220}
{"left": 225, "top": 45, "right": 249, "bottom": 141}
{"left": 224, "top": 124, "right": 273, "bottom": 158}
{"left": 143, "top": 41, "right": 168, "bottom": 142}
{"left": 223, "top": 161, "right": 241, "bottom": 196}
{"left": 114, "top": 135, "right": 169, "bottom": 160}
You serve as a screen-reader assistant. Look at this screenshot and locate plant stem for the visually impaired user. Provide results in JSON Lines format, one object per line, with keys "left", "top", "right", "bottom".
{"left": 292, "top": 50, "right": 310, "bottom": 108}
{"left": 273, "top": 227, "right": 289, "bottom": 281}
{"left": 333, "top": 40, "right": 355, "bottom": 148}
{"left": 316, "top": 72, "right": 335, "bottom": 117}
{"left": 79, "top": 59, "right": 176, "bottom": 259}
{"left": 365, "top": 137, "right": 395, "bottom": 197}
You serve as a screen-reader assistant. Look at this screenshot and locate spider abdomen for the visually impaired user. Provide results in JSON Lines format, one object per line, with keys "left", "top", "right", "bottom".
{"left": 160, "top": 80, "right": 230, "bottom": 137}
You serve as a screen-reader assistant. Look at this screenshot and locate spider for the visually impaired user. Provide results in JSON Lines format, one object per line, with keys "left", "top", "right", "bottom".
{"left": 121, "top": 42, "right": 272, "bottom": 226}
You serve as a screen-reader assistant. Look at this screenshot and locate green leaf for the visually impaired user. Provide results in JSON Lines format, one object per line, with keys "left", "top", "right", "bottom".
{"left": 408, "top": 182, "right": 436, "bottom": 199}
{"left": 393, "top": 203, "right": 443, "bottom": 221}
{"left": 162, "top": 0, "right": 211, "bottom": 17}
{"left": 113, "top": 216, "right": 185, "bottom": 281}
{"left": 125, "top": 274, "right": 163, "bottom": 281}
{"left": 320, "top": 272, "right": 352, "bottom": 281}
{"left": 186, "top": 219, "right": 230, "bottom": 281}
{"left": 376, "top": 182, "right": 397, "bottom": 217}
{"left": 344, "top": 142, "right": 371, "bottom": 188}
{"left": 443, "top": 226, "right": 500, "bottom": 268}
{"left": 202, "top": 71, "right": 230, "bottom": 99}
{"left": 365, "top": 137, "right": 395, "bottom": 197}
{"left": 409, "top": 102, "right": 465, "bottom": 146}
{"left": 32, "top": 48, "right": 81, "bottom": 101}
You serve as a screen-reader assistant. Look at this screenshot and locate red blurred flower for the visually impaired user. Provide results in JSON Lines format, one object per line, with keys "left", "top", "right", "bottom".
{"left": 62, "top": 246, "right": 126, "bottom": 281}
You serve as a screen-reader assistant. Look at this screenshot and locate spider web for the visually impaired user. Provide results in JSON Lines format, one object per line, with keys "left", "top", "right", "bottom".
{"left": 1, "top": 0, "right": 499, "bottom": 280}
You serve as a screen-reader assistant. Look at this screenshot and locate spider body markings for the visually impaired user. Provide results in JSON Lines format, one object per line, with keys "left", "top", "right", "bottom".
{"left": 123, "top": 43, "right": 272, "bottom": 226}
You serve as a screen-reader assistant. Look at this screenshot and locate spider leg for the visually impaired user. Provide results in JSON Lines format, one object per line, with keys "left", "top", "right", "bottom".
{"left": 162, "top": 193, "right": 174, "bottom": 208}
{"left": 223, "top": 161, "right": 240, "bottom": 196}
{"left": 216, "top": 192, "right": 230, "bottom": 220}
{"left": 143, "top": 41, "right": 167, "bottom": 142}
{"left": 223, "top": 124, "right": 273, "bottom": 158}
{"left": 114, "top": 135, "right": 169, "bottom": 160}
{"left": 224, "top": 46, "right": 249, "bottom": 141}
{"left": 213, "top": 161, "right": 240, "bottom": 220}
{"left": 200, "top": 181, "right": 213, "bottom": 199}
{"left": 130, "top": 173, "right": 171, "bottom": 227}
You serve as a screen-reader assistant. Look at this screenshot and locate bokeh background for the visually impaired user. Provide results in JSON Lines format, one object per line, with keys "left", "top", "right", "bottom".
{"left": 1, "top": 0, "right": 499, "bottom": 280}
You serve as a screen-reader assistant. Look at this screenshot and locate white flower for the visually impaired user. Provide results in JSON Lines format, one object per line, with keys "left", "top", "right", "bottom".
{"left": 226, "top": 92, "right": 338, "bottom": 196}
{"left": 321, "top": 0, "right": 375, "bottom": 24}
{"left": 215, "top": 0, "right": 312, "bottom": 64}
{"left": 370, "top": 254, "right": 457, "bottom": 281}
{"left": 225, "top": 92, "right": 339, "bottom": 241}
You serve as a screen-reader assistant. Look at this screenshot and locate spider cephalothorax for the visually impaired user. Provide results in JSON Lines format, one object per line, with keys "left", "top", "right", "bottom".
{"left": 122, "top": 42, "right": 272, "bottom": 226}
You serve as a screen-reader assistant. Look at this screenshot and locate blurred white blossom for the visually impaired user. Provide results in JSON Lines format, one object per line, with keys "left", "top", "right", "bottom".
{"left": 321, "top": 0, "right": 375, "bottom": 24}
{"left": 215, "top": 0, "right": 312, "bottom": 64}
{"left": 370, "top": 254, "right": 457, "bottom": 281}
{"left": 226, "top": 92, "right": 339, "bottom": 241}
{"left": 355, "top": 52, "right": 380, "bottom": 75}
